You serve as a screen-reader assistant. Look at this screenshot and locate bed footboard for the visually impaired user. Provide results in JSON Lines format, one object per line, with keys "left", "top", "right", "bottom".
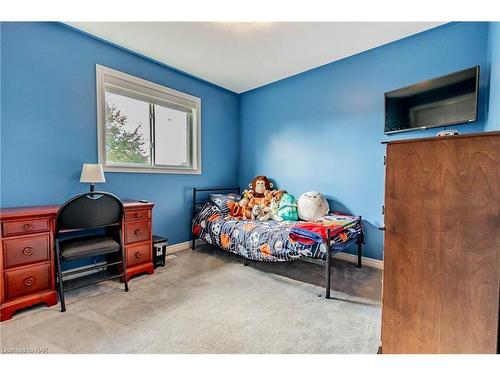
{"left": 325, "top": 228, "right": 332, "bottom": 299}
{"left": 325, "top": 216, "right": 364, "bottom": 299}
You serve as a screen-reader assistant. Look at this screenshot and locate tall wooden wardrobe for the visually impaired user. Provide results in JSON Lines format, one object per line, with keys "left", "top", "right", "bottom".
{"left": 381, "top": 131, "right": 500, "bottom": 354}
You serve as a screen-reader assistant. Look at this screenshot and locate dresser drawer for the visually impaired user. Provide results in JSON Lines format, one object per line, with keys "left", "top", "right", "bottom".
{"left": 124, "top": 209, "right": 150, "bottom": 222}
{"left": 126, "top": 242, "right": 151, "bottom": 268}
{"left": 2, "top": 218, "right": 50, "bottom": 237}
{"left": 4, "top": 263, "right": 51, "bottom": 301}
{"left": 3, "top": 234, "right": 50, "bottom": 269}
{"left": 124, "top": 220, "right": 151, "bottom": 244}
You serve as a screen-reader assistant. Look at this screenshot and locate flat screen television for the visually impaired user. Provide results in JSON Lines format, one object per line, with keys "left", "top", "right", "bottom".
{"left": 384, "top": 66, "right": 479, "bottom": 134}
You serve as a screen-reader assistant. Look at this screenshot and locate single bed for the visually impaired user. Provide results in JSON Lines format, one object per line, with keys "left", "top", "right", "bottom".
{"left": 191, "top": 187, "right": 364, "bottom": 298}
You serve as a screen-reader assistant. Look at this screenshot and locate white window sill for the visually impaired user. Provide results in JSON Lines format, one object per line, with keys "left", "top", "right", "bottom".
{"left": 103, "top": 166, "right": 201, "bottom": 175}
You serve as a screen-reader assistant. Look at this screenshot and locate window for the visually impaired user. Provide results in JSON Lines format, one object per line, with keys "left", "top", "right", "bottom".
{"left": 96, "top": 65, "right": 201, "bottom": 174}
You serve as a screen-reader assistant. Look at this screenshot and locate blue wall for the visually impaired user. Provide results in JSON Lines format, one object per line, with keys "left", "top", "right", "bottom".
{"left": 0, "top": 22, "right": 240, "bottom": 245}
{"left": 486, "top": 22, "right": 500, "bottom": 131}
{"left": 1, "top": 22, "right": 497, "bottom": 260}
{"left": 238, "top": 22, "right": 491, "bottom": 260}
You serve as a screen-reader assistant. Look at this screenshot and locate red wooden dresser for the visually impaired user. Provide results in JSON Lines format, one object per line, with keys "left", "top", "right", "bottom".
{"left": 0, "top": 200, "right": 154, "bottom": 321}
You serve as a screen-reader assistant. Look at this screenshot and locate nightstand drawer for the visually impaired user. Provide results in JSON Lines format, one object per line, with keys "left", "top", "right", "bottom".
{"left": 4, "top": 263, "right": 51, "bottom": 301}
{"left": 3, "top": 234, "right": 50, "bottom": 269}
{"left": 124, "top": 220, "right": 150, "bottom": 244}
{"left": 124, "top": 209, "right": 150, "bottom": 222}
{"left": 2, "top": 218, "right": 50, "bottom": 237}
{"left": 126, "top": 242, "right": 151, "bottom": 268}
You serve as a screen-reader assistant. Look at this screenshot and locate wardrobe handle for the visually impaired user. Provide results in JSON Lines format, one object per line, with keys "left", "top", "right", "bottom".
{"left": 135, "top": 252, "right": 142, "bottom": 259}
{"left": 135, "top": 212, "right": 143, "bottom": 218}
{"left": 135, "top": 229, "right": 143, "bottom": 236}
{"left": 23, "top": 224, "right": 33, "bottom": 231}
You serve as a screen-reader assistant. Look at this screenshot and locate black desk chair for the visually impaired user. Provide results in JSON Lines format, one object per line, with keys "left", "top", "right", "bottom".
{"left": 54, "top": 192, "right": 128, "bottom": 312}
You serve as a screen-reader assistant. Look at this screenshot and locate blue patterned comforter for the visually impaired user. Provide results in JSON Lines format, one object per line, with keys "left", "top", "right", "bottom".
{"left": 192, "top": 202, "right": 363, "bottom": 262}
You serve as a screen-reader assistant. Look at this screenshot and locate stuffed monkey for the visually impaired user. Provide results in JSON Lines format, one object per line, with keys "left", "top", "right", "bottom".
{"left": 231, "top": 176, "right": 277, "bottom": 219}
{"left": 246, "top": 175, "right": 273, "bottom": 198}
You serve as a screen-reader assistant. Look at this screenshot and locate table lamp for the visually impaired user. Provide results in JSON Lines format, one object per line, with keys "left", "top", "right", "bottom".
{"left": 80, "top": 163, "right": 106, "bottom": 192}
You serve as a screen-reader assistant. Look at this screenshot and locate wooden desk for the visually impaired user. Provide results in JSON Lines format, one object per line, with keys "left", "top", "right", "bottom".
{"left": 0, "top": 201, "right": 154, "bottom": 322}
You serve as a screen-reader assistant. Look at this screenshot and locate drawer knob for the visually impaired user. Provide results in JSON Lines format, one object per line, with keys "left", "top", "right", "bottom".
{"left": 23, "top": 247, "right": 34, "bottom": 256}
{"left": 135, "top": 212, "right": 143, "bottom": 218}
{"left": 135, "top": 251, "right": 142, "bottom": 259}
{"left": 135, "top": 229, "right": 143, "bottom": 236}
{"left": 24, "top": 277, "right": 35, "bottom": 287}
{"left": 23, "top": 224, "right": 33, "bottom": 231}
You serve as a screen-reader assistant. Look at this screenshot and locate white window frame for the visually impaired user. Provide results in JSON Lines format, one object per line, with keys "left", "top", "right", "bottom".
{"left": 96, "top": 65, "right": 201, "bottom": 174}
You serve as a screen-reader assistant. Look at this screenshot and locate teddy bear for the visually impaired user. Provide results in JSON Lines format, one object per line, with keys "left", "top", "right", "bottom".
{"left": 256, "top": 189, "right": 286, "bottom": 220}
{"left": 251, "top": 204, "right": 267, "bottom": 221}
{"left": 261, "top": 196, "right": 283, "bottom": 221}
{"left": 297, "top": 191, "right": 329, "bottom": 221}
{"left": 241, "top": 188, "right": 283, "bottom": 222}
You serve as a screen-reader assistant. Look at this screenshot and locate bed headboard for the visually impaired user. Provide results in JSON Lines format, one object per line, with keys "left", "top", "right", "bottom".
{"left": 191, "top": 186, "right": 241, "bottom": 221}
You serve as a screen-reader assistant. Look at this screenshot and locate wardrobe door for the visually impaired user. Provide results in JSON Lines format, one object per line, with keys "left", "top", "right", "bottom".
{"left": 382, "top": 135, "right": 500, "bottom": 354}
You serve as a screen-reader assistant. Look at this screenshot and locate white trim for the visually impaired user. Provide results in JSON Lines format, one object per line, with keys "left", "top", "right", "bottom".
{"left": 334, "top": 252, "right": 384, "bottom": 269}
{"left": 103, "top": 165, "right": 201, "bottom": 175}
{"left": 300, "top": 253, "right": 383, "bottom": 269}
{"left": 95, "top": 64, "right": 202, "bottom": 175}
{"left": 167, "top": 239, "right": 204, "bottom": 254}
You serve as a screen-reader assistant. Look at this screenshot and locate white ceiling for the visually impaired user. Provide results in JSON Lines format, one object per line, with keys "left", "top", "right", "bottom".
{"left": 67, "top": 22, "right": 444, "bottom": 93}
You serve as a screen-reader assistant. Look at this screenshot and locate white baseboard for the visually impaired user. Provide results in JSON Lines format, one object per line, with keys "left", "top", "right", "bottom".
{"left": 167, "top": 239, "right": 203, "bottom": 254}
{"left": 170, "top": 239, "right": 383, "bottom": 269}
{"left": 334, "top": 252, "right": 384, "bottom": 270}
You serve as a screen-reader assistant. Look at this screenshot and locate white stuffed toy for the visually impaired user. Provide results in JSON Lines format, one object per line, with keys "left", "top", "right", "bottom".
{"left": 297, "top": 191, "right": 329, "bottom": 221}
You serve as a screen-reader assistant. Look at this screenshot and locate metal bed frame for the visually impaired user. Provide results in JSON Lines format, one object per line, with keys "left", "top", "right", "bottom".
{"left": 191, "top": 186, "right": 364, "bottom": 299}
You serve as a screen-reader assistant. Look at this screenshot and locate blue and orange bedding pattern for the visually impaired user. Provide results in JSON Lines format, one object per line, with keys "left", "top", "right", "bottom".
{"left": 192, "top": 201, "right": 363, "bottom": 262}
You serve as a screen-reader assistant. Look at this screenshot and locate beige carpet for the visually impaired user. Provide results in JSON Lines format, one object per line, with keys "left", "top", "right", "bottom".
{"left": 0, "top": 245, "right": 382, "bottom": 354}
